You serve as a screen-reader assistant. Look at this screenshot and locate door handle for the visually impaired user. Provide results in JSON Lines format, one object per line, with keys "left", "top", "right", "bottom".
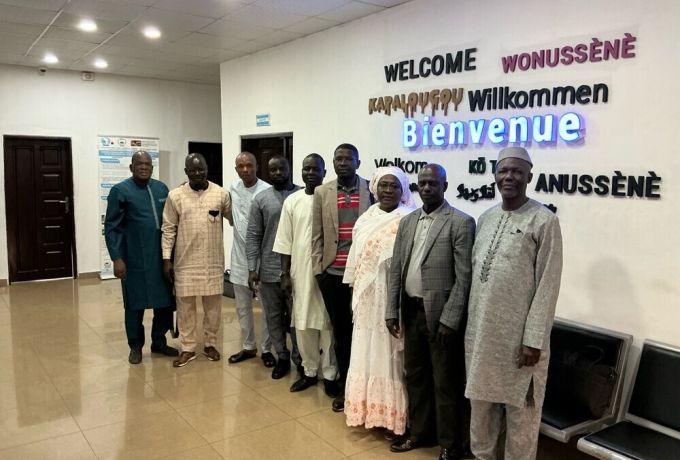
{"left": 58, "top": 197, "right": 70, "bottom": 214}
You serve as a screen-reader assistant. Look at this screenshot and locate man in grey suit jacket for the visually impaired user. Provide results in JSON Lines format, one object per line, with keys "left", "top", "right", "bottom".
{"left": 311, "top": 143, "right": 372, "bottom": 412}
{"left": 386, "top": 164, "right": 475, "bottom": 460}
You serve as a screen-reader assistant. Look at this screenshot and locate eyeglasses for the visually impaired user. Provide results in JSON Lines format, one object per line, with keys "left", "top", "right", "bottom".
{"left": 377, "top": 181, "right": 401, "bottom": 191}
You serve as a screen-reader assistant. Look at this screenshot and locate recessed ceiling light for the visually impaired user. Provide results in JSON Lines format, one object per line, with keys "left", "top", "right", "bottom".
{"left": 78, "top": 18, "right": 98, "bottom": 32}
{"left": 94, "top": 58, "right": 108, "bottom": 69}
{"left": 43, "top": 53, "right": 58, "bottom": 64}
{"left": 143, "top": 26, "right": 161, "bottom": 39}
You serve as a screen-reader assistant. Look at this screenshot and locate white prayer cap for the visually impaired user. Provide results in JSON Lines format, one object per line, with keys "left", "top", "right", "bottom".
{"left": 497, "top": 147, "right": 532, "bottom": 166}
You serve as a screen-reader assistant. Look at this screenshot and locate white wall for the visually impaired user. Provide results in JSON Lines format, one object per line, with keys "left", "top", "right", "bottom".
{"left": 0, "top": 64, "right": 221, "bottom": 279}
{"left": 220, "top": 0, "right": 680, "bottom": 362}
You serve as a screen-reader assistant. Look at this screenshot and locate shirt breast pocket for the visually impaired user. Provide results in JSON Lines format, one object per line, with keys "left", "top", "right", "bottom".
{"left": 208, "top": 209, "right": 220, "bottom": 223}
{"left": 500, "top": 226, "right": 536, "bottom": 261}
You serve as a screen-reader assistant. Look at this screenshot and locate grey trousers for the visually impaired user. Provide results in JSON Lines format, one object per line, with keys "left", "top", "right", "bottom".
{"left": 233, "top": 283, "right": 271, "bottom": 353}
{"left": 469, "top": 399, "right": 542, "bottom": 460}
{"left": 258, "top": 281, "right": 301, "bottom": 365}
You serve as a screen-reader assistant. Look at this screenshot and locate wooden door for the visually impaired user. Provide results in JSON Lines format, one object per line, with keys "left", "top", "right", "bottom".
{"left": 240, "top": 134, "right": 293, "bottom": 183}
{"left": 3, "top": 136, "right": 76, "bottom": 283}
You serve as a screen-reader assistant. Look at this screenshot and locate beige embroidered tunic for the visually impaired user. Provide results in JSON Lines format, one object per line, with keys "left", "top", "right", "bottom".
{"left": 161, "top": 182, "right": 231, "bottom": 297}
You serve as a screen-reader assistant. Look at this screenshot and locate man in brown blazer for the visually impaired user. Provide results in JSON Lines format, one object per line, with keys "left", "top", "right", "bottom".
{"left": 386, "top": 164, "right": 475, "bottom": 460}
{"left": 311, "top": 143, "right": 372, "bottom": 412}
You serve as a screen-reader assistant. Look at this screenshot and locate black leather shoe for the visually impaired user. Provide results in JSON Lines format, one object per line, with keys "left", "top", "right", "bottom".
{"left": 261, "top": 352, "right": 276, "bottom": 367}
{"left": 438, "top": 448, "right": 456, "bottom": 460}
{"left": 271, "top": 358, "right": 291, "bottom": 379}
{"left": 128, "top": 348, "right": 142, "bottom": 364}
{"left": 290, "top": 375, "right": 317, "bottom": 392}
{"left": 296, "top": 363, "right": 305, "bottom": 378}
{"left": 390, "top": 437, "right": 436, "bottom": 453}
{"left": 331, "top": 395, "right": 345, "bottom": 412}
{"left": 323, "top": 379, "right": 341, "bottom": 398}
{"left": 228, "top": 349, "right": 257, "bottom": 364}
{"left": 383, "top": 429, "right": 398, "bottom": 442}
{"left": 150, "top": 344, "right": 179, "bottom": 357}
{"left": 438, "top": 447, "right": 473, "bottom": 459}
{"left": 458, "top": 447, "right": 473, "bottom": 459}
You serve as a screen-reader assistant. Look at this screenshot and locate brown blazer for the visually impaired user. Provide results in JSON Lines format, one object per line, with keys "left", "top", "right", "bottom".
{"left": 311, "top": 176, "right": 371, "bottom": 275}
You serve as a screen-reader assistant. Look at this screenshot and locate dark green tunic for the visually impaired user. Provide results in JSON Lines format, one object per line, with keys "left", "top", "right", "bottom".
{"left": 105, "top": 177, "right": 174, "bottom": 311}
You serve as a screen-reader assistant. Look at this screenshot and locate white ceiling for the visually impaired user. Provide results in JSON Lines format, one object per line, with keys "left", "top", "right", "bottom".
{"left": 0, "top": 0, "right": 410, "bottom": 85}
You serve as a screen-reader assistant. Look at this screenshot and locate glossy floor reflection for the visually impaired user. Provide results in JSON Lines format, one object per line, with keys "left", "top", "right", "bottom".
{"left": 0, "top": 279, "right": 590, "bottom": 459}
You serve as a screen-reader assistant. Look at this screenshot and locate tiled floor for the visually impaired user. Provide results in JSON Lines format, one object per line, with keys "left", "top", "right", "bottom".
{"left": 0, "top": 278, "right": 591, "bottom": 459}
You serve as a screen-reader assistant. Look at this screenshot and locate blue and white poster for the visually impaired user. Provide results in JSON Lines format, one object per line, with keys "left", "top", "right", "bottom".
{"left": 98, "top": 135, "right": 160, "bottom": 279}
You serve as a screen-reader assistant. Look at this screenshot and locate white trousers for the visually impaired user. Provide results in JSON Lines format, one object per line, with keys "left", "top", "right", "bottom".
{"left": 296, "top": 328, "right": 337, "bottom": 380}
{"left": 233, "top": 283, "right": 271, "bottom": 352}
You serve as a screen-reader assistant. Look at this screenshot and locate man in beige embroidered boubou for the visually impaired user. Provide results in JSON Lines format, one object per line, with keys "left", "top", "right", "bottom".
{"left": 465, "top": 147, "right": 563, "bottom": 460}
{"left": 161, "top": 153, "right": 231, "bottom": 368}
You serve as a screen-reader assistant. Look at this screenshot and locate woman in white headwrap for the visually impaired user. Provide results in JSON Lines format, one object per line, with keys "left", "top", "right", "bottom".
{"left": 343, "top": 166, "right": 417, "bottom": 436}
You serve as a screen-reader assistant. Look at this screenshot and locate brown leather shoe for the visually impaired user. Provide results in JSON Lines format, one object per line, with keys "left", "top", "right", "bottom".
{"left": 173, "top": 351, "right": 196, "bottom": 368}
{"left": 203, "top": 346, "right": 221, "bottom": 361}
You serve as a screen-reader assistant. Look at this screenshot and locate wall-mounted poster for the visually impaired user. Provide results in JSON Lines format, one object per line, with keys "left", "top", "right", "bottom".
{"left": 98, "top": 135, "right": 160, "bottom": 279}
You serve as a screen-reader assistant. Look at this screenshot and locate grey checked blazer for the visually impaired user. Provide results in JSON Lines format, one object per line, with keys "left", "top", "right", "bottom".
{"left": 386, "top": 201, "right": 475, "bottom": 333}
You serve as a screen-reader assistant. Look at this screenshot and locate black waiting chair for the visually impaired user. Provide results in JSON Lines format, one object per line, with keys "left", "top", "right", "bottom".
{"left": 540, "top": 318, "right": 632, "bottom": 442}
{"left": 577, "top": 339, "right": 680, "bottom": 459}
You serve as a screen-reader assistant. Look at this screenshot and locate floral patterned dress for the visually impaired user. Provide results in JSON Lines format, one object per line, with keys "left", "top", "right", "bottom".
{"left": 343, "top": 204, "right": 412, "bottom": 434}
